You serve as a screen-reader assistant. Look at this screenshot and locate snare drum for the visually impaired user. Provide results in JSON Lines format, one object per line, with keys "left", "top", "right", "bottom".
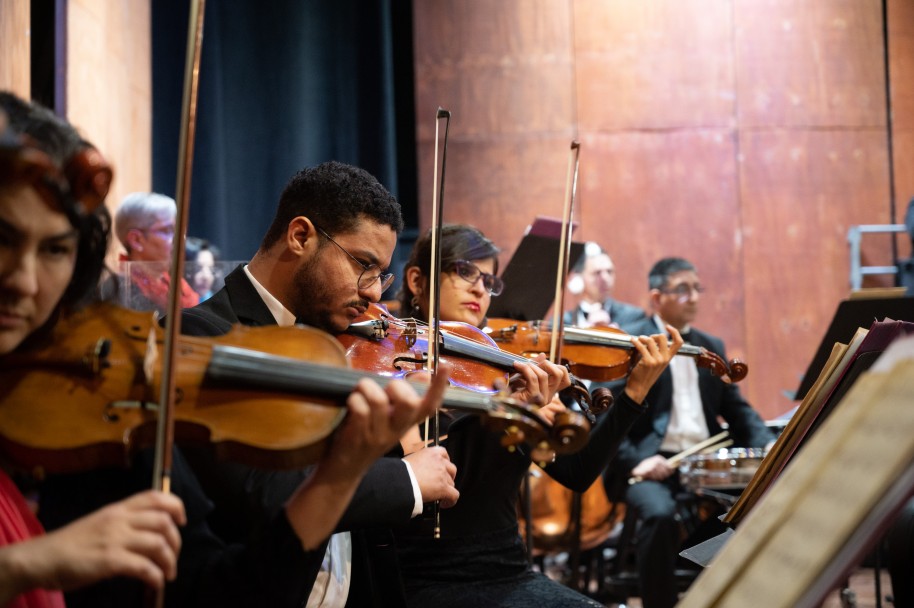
{"left": 678, "top": 447, "right": 766, "bottom": 492}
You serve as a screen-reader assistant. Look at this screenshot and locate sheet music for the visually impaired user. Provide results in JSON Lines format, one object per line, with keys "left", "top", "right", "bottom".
{"left": 679, "top": 352, "right": 914, "bottom": 607}
{"left": 723, "top": 331, "right": 864, "bottom": 526}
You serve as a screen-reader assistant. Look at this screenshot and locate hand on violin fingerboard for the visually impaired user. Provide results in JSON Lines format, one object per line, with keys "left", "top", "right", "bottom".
{"left": 536, "top": 395, "right": 568, "bottom": 426}
{"left": 623, "top": 325, "right": 684, "bottom": 405}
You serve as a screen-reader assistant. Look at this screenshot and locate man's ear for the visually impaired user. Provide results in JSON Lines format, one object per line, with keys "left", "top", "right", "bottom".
{"left": 125, "top": 228, "right": 144, "bottom": 253}
{"left": 648, "top": 289, "right": 663, "bottom": 310}
{"left": 287, "top": 216, "right": 317, "bottom": 254}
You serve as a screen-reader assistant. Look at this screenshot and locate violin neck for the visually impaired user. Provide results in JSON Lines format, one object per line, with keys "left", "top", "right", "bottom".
{"left": 439, "top": 331, "right": 527, "bottom": 370}
{"left": 562, "top": 327, "right": 703, "bottom": 359}
{"left": 205, "top": 344, "right": 513, "bottom": 419}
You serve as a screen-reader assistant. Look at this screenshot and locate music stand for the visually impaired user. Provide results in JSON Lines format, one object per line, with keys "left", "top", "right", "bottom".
{"left": 794, "top": 297, "right": 914, "bottom": 400}
{"left": 486, "top": 218, "right": 584, "bottom": 321}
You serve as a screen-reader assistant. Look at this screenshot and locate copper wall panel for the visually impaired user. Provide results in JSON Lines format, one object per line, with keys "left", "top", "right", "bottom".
{"left": 414, "top": 0, "right": 574, "bottom": 142}
{"left": 889, "top": 0, "right": 914, "bottom": 249}
{"left": 740, "top": 130, "right": 889, "bottom": 414}
{"left": 575, "top": 0, "right": 736, "bottom": 130}
{"left": 0, "top": 0, "right": 30, "bottom": 96}
{"left": 414, "top": 0, "right": 578, "bottom": 266}
{"left": 735, "top": 0, "right": 885, "bottom": 128}
{"left": 415, "top": 137, "right": 576, "bottom": 269}
{"left": 66, "top": 0, "right": 151, "bottom": 263}
{"left": 576, "top": 130, "right": 740, "bottom": 316}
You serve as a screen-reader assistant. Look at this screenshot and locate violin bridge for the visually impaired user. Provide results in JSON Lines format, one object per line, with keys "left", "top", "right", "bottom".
{"left": 346, "top": 319, "right": 389, "bottom": 341}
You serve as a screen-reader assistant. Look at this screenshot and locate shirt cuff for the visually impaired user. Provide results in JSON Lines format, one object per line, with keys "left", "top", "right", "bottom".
{"left": 401, "top": 459, "right": 424, "bottom": 518}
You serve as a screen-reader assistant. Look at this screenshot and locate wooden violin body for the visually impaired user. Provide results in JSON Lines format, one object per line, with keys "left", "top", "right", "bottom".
{"left": 337, "top": 304, "right": 509, "bottom": 394}
{"left": 0, "top": 303, "right": 347, "bottom": 474}
{"left": 485, "top": 319, "right": 748, "bottom": 384}
{"left": 0, "top": 304, "right": 590, "bottom": 475}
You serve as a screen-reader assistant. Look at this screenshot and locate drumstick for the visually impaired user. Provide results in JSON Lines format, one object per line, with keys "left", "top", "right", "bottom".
{"left": 629, "top": 431, "right": 730, "bottom": 485}
{"left": 667, "top": 436, "right": 732, "bottom": 467}
{"left": 695, "top": 439, "right": 733, "bottom": 457}
{"left": 666, "top": 431, "right": 730, "bottom": 465}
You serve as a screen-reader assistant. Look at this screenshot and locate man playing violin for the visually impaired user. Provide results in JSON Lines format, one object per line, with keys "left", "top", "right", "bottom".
{"left": 565, "top": 242, "right": 646, "bottom": 331}
{"left": 604, "top": 257, "right": 775, "bottom": 608}
{"left": 392, "top": 224, "right": 682, "bottom": 607}
{"left": 180, "top": 161, "right": 472, "bottom": 607}
{"left": 0, "top": 92, "right": 446, "bottom": 607}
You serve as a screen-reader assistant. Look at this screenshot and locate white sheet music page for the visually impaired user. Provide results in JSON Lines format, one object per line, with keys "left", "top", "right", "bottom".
{"left": 678, "top": 335, "right": 914, "bottom": 608}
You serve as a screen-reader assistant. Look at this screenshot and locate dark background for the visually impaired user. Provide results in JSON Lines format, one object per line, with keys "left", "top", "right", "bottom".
{"left": 150, "top": 0, "right": 419, "bottom": 273}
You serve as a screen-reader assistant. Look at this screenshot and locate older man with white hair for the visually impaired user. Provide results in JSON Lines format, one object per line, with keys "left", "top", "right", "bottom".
{"left": 98, "top": 191, "right": 199, "bottom": 311}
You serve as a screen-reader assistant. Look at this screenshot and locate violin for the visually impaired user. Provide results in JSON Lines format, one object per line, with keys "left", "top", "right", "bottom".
{"left": 338, "top": 304, "right": 601, "bottom": 422}
{"left": 484, "top": 319, "right": 748, "bottom": 384}
{"left": 338, "top": 303, "right": 511, "bottom": 394}
{"left": 0, "top": 304, "right": 589, "bottom": 475}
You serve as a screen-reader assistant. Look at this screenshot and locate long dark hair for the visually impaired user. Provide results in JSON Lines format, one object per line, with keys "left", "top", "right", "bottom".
{"left": 396, "top": 224, "right": 500, "bottom": 314}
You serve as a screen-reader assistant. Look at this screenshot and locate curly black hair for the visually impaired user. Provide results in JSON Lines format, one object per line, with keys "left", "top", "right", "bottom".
{"left": 260, "top": 161, "right": 403, "bottom": 251}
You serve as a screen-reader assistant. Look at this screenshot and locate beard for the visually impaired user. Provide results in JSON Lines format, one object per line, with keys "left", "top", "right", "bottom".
{"left": 289, "top": 250, "right": 367, "bottom": 333}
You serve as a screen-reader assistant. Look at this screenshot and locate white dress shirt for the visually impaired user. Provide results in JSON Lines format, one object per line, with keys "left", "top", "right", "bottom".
{"left": 650, "top": 315, "right": 710, "bottom": 453}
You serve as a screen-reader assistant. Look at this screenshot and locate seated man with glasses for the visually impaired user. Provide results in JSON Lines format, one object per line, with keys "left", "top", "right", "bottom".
{"left": 98, "top": 191, "right": 199, "bottom": 313}
{"left": 177, "top": 161, "right": 461, "bottom": 607}
{"left": 602, "top": 257, "right": 774, "bottom": 608}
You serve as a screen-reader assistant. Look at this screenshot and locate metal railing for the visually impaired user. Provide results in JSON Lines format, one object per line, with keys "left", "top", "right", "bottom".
{"left": 847, "top": 224, "right": 907, "bottom": 290}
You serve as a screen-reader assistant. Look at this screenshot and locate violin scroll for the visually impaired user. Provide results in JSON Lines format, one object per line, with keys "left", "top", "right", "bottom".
{"left": 691, "top": 348, "right": 748, "bottom": 384}
{"left": 589, "top": 387, "right": 614, "bottom": 415}
{"left": 727, "top": 358, "right": 748, "bottom": 383}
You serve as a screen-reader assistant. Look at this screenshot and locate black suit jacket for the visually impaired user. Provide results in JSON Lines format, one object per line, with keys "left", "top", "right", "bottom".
{"left": 181, "top": 264, "right": 415, "bottom": 607}
{"left": 604, "top": 317, "right": 774, "bottom": 498}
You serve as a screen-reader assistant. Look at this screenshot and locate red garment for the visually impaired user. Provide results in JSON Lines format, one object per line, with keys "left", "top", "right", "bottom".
{"left": 0, "top": 469, "right": 66, "bottom": 608}
{"left": 128, "top": 265, "right": 200, "bottom": 310}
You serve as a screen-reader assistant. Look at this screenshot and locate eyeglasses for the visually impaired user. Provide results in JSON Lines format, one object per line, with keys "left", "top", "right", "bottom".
{"left": 142, "top": 223, "right": 176, "bottom": 238}
{"left": 660, "top": 283, "right": 705, "bottom": 300}
{"left": 450, "top": 259, "right": 504, "bottom": 296}
{"left": 315, "top": 226, "right": 395, "bottom": 291}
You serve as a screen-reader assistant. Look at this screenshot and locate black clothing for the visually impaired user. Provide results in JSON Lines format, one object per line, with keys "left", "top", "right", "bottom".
{"left": 604, "top": 317, "right": 774, "bottom": 608}
{"left": 395, "top": 390, "right": 646, "bottom": 607}
{"left": 887, "top": 498, "right": 914, "bottom": 607}
{"left": 180, "top": 264, "right": 417, "bottom": 607}
{"left": 38, "top": 448, "right": 325, "bottom": 607}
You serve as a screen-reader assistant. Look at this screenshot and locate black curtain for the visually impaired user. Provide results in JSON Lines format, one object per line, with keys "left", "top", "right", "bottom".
{"left": 152, "top": 0, "right": 417, "bottom": 263}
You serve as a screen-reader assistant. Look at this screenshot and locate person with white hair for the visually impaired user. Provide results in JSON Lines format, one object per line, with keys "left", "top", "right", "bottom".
{"left": 98, "top": 192, "right": 199, "bottom": 312}
{"left": 565, "top": 242, "right": 646, "bottom": 331}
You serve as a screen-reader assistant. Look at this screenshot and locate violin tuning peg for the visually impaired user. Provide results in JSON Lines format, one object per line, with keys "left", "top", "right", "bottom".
{"left": 500, "top": 425, "right": 525, "bottom": 451}
{"left": 531, "top": 443, "right": 555, "bottom": 467}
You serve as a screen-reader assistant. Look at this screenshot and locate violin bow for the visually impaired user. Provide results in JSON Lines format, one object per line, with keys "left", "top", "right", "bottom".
{"left": 150, "top": 1, "right": 206, "bottom": 603}
{"left": 544, "top": 142, "right": 602, "bottom": 422}
{"left": 425, "top": 107, "right": 451, "bottom": 539}
{"left": 547, "top": 141, "right": 581, "bottom": 367}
